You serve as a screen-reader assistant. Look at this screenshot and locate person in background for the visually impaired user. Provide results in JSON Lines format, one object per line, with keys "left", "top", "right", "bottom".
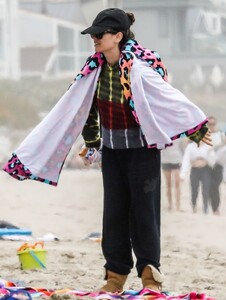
{"left": 207, "top": 116, "right": 226, "bottom": 215}
{"left": 161, "top": 139, "right": 184, "bottom": 211}
{"left": 3, "top": 8, "right": 212, "bottom": 295}
{"left": 223, "top": 126, "right": 226, "bottom": 183}
{"left": 223, "top": 161, "right": 226, "bottom": 183}
{"left": 216, "top": 144, "right": 226, "bottom": 183}
{"left": 180, "top": 140, "right": 215, "bottom": 214}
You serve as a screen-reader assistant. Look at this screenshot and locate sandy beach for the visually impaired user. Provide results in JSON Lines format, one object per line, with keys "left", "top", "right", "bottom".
{"left": 0, "top": 167, "right": 225, "bottom": 299}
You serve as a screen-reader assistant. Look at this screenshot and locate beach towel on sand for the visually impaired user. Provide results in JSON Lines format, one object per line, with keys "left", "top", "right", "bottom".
{"left": 0, "top": 278, "right": 216, "bottom": 300}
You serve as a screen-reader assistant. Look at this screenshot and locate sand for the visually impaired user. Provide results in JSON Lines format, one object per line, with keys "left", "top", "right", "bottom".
{"left": 0, "top": 168, "right": 225, "bottom": 299}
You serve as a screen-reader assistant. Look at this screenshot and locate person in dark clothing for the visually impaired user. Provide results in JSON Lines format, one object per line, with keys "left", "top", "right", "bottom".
{"left": 207, "top": 116, "right": 226, "bottom": 215}
{"left": 79, "top": 8, "right": 212, "bottom": 293}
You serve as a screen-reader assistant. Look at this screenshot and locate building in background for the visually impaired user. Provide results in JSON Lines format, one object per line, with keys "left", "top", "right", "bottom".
{"left": 0, "top": 0, "right": 93, "bottom": 79}
{"left": 122, "top": 0, "right": 225, "bottom": 56}
{"left": 122, "top": 0, "right": 226, "bottom": 87}
{"left": 0, "top": 0, "right": 226, "bottom": 86}
{"left": 0, "top": 0, "right": 20, "bottom": 79}
{"left": 0, "top": 0, "right": 123, "bottom": 80}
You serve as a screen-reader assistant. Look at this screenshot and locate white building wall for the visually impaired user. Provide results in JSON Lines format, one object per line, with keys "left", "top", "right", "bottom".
{"left": 19, "top": 11, "right": 57, "bottom": 47}
{"left": 5, "top": 0, "right": 20, "bottom": 79}
{"left": 0, "top": 0, "right": 7, "bottom": 76}
{"left": 0, "top": 0, "right": 20, "bottom": 79}
{"left": 0, "top": 0, "right": 92, "bottom": 79}
{"left": 19, "top": 11, "right": 92, "bottom": 78}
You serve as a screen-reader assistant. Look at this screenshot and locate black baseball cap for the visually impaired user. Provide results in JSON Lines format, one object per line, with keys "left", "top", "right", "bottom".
{"left": 81, "top": 8, "right": 131, "bottom": 35}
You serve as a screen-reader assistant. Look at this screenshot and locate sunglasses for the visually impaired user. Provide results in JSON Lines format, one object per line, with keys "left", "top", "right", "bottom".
{"left": 91, "top": 30, "right": 117, "bottom": 39}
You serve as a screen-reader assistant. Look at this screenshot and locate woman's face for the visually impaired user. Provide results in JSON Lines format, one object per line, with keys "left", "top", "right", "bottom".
{"left": 91, "top": 31, "right": 122, "bottom": 54}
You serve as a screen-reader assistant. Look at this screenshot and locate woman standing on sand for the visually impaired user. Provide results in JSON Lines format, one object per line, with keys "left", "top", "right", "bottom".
{"left": 3, "top": 7, "right": 212, "bottom": 294}
{"left": 78, "top": 8, "right": 212, "bottom": 292}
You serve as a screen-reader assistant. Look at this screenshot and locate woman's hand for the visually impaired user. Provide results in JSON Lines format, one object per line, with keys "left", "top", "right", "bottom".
{"left": 201, "top": 129, "right": 213, "bottom": 146}
{"left": 79, "top": 147, "right": 92, "bottom": 166}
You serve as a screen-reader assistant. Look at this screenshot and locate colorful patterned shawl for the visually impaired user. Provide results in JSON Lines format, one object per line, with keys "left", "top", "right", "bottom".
{"left": 3, "top": 39, "right": 207, "bottom": 186}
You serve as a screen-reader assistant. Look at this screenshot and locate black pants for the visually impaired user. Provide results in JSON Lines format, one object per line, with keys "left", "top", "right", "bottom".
{"left": 190, "top": 166, "right": 210, "bottom": 213}
{"left": 101, "top": 146, "right": 161, "bottom": 277}
{"left": 209, "top": 164, "right": 223, "bottom": 212}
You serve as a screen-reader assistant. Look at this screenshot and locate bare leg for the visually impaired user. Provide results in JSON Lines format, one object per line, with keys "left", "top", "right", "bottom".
{"left": 163, "top": 170, "right": 172, "bottom": 211}
{"left": 173, "top": 169, "right": 181, "bottom": 211}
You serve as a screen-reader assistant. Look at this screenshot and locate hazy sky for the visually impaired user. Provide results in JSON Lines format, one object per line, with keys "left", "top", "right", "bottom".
{"left": 212, "top": 0, "right": 226, "bottom": 5}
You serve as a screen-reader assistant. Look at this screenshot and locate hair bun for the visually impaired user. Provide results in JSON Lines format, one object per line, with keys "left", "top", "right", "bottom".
{"left": 126, "top": 12, "right": 135, "bottom": 25}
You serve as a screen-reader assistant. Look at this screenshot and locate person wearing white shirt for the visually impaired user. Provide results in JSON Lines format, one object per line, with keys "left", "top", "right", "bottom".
{"left": 180, "top": 141, "right": 216, "bottom": 214}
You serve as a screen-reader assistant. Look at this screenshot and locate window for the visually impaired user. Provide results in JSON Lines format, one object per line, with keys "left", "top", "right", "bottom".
{"left": 58, "top": 56, "right": 75, "bottom": 71}
{"left": 58, "top": 26, "right": 74, "bottom": 52}
{"left": 57, "top": 26, "right": 75, "bottom": 72}
{"left": 222, "top": 17, "right": 226, "bottom": 35}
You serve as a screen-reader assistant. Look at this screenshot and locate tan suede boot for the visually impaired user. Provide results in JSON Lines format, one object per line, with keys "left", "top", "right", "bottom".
{"left": 100, "top": 270, "right": 128, "bottom": 293}
{"left": 141, "top": 265, "right": 164, "bottom": 292}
